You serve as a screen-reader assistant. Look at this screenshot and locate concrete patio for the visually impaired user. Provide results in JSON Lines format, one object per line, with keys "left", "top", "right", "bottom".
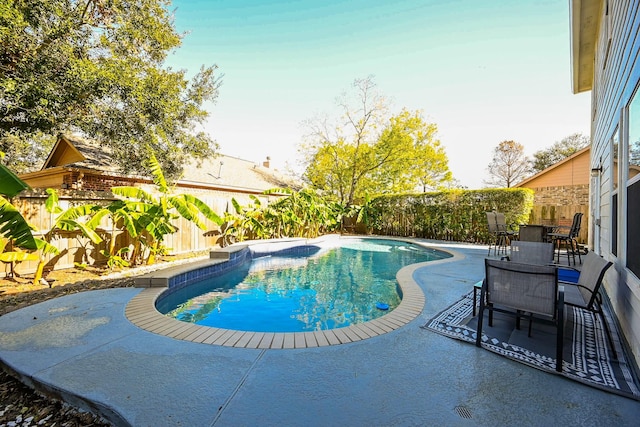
{"left": 0, "top": 241, "right": 638, "bottom": 426}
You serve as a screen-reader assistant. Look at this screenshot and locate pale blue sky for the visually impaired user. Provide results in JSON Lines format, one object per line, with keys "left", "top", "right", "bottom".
{"left": 166, "top": 0, "right": 590, "bottom": 188}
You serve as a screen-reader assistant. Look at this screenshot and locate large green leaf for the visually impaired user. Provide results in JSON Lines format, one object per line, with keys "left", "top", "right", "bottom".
{"left": 57, "top": 204, "right": 100, "bottom": 225}
{"left": 0, "top": 164, "right": 30, "bottom": 197}
{"left": 112, "top": 186, "right": 155, "bottom": 203}
{"left": 45, "top": 188, "right": 64, "bottom": 214}
{"left": 147, "top": 153, "right": 169, "bottom": 194}
{"left": 0, "top": 196, "right": 37, "bottom": 250}
{"left": 168, "top": 197, "right": 205, "bottom": 229}
{"left": 0, "top": 251, "right": 39, "bottom": 263}
{"left": 56, "top": 219, "right": 103, "bottom": 244}
{"left": 33, "top": 238, "right": 59, "bottom": 256}
{"left": 176, "top": 194, "right": 223, "bottom": 225}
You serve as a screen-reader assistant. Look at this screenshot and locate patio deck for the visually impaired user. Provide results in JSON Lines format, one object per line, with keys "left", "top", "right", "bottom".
{"left": 0, "top": 241, "right": 638, "bottom": 426}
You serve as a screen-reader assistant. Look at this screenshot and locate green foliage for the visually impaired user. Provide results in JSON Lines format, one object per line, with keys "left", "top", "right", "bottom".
{"left": 301, "top": 78, "right": 453, "bottom": 206}
{"left": 0, "top": 162, "right": 31, "bottom": 197}
{"left": 531, "top": 133, "right": 589, "bottom": 173}
{"left": 106, "top": 153, "right": 223, "bottom": 264}
{"left": 218, "top": 188, "right": 348, "bottom": 246}
{"left": 372, "top": 109, "right": 453, "bottom": 193}
{"left": 1, "top": 0, "right": 221, "bottom": 177}
{"left": 37, "top": 152, "right": 223, "bottom": 267}
{"left": 366, "top": 188, "right": 534, "bottom": 243}
{"left": 0, "top": 162, "right": 59, "bottom": 282}
{"left": 0, "top": 160, "right": 40, "bottom": 251}
{"left": 100, "top": 247, "right": 130, "bottom": 270}
{"left": 44, "top": 189, "right": 103, "bottom": 245}
{"left": 0, "top": 195, "right": 38, "bottom": 250}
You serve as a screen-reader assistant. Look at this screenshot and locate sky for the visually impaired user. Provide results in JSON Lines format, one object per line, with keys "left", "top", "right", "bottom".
{"left": 165, "top": 0, "right": 591, "bottom": 189}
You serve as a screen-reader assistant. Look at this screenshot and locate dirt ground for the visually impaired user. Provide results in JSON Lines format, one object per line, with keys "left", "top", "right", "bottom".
{"left": 0, "top": 257, "right": 200, "bottom": 426}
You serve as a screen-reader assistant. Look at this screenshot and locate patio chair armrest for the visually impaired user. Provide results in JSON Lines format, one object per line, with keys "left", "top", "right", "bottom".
{"left": 559, "top": 282, "right": 596, "bottom": 303}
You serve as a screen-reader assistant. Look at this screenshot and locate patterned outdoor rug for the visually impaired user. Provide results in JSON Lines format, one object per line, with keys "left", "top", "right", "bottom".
{"left": 423, "top": 290, "right": 640, "bottom": 401}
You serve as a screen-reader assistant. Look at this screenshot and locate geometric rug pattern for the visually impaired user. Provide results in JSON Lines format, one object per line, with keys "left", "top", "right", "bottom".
{"left": 422, "top": 291, "right": 640, "bottom": 401}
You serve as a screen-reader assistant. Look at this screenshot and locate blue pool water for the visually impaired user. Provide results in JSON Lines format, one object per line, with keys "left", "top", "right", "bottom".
{"left": 156, "top": 239, "right": 450, "bottom": 332}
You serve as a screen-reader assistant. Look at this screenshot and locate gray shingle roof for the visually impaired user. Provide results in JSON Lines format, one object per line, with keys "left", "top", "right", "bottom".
{"left": 49, "top": 134, "right": 301, "bottom": 192}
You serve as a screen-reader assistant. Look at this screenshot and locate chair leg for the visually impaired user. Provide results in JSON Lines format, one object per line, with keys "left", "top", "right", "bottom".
{"left": 556, "top": 291, "right": 564, "bottom": 373}
{"left": 476, "top": 289, "right": 487, "bottom": 347}
{"left": 567, "top": 239, "right": 574, "bottom": 265}
{"left": 574, "top": 238, "right": 582, "bottom": 264}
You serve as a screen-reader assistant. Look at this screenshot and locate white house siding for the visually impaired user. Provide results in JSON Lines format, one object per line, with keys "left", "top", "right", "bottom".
{"left": 587, "top": 0, "right": 640, "bottom": 366}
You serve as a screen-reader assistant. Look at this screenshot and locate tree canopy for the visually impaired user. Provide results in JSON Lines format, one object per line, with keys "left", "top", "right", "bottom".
{"left": 0, "top": 0, "right": 220, "bottom": 177}
{"left": 485, "top": 140, "right": 530, "bottom": 188}
{"left": 530, "top": 133, "right": 589, "bottom": 173}
{"left": 300, "top": 77, "right": 453, "bottom": 206}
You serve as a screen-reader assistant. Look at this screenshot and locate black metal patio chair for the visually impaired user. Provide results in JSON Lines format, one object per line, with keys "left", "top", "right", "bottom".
{"left": 548, "top": 213, "right": 583, "bottom": 265}
{"left": 486, "top": 211, "right": 516, "bottom": 256}
{"left": 559, "top": 251, "right": 616, "bottom": 358}
{"left": 476, "top": 258, "right": 565, "bottom": 372}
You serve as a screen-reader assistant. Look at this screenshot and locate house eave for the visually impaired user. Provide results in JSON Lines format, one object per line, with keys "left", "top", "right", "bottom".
{"left": 570, "top": 0, "right": 602, "bottom": 94}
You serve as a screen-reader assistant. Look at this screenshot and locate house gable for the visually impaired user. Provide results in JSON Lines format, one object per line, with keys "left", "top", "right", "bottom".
{"left": 41, "top": 135, "right": 86, "bottom": 169}
{"left": 516, "top": 146, "right": 590, "bottom": 188}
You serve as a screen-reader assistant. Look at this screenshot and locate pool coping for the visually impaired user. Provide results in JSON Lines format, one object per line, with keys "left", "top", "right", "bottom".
{"left": 125, "top": 236, "right": 464, "bottom": 349}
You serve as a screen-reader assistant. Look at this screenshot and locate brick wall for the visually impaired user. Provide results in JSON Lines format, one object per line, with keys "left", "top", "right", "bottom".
{"left": 63, "top": 171, "right": 137, "bottom": 191}
{"left": 526, "top": 184, "right": 589, "bottom": 244}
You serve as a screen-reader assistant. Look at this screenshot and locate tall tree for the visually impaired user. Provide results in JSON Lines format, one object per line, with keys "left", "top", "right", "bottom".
{"left": 530, "top": 132, "right": 590, "bottom": 172}
{"left": 0, "top": 0, "right": 220, "bottom": 176}
{"left": 369, "top": 109, "right": 452, "bottom": 193}
{"left": 301, "top": 76, "right": 389, "bottom": 206}
{"left": 485, "top": 140, "right": 530, "bottom": 188}
{"left": 301, "top": 78, "right": 453, "bottom": 205}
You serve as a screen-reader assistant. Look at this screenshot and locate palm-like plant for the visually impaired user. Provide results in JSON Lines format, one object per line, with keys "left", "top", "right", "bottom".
{"left": 217, "top": 188, "right": 346, "bottom": 246}
{"left": 0, "top": 162, "right": 59, "bottom": 283}
{"left": 265, "top": 188, "right": 345, "bottom": 238}
{"left": 108, "top": 153, "right": 223, "bottom": 265}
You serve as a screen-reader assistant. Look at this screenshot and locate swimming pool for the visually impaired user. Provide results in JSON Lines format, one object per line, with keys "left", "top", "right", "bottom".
{"left": 126, "top": 236, "right": 459, "bottom": 348}
{"left": 155, "top": 238, "right": 451, "bottom": 333}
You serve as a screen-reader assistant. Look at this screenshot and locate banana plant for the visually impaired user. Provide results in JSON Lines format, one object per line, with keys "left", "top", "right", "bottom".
{"left": 109, "top": 153, "right": 223, "bottom": 265}
{"left": 264, "top": 188, "right": 345, "bottom": 238}
{"left": 216, "top": 188, "right": 346, "bottom": 246}
{"left": 0, "top": 161, "right": 59, "bottom": 284}
{"left": 217, "top": 196, "right": 268, "bottom": 246}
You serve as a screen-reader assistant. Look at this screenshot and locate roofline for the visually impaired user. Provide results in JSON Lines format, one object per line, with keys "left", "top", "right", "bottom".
{"left": 174, "top": 179, "right": 287, "bottom": 196}
{"left": 19, "top": 167, "right": 287, "bottom": 196}
{"left": 570, "top": 0, "right": 602, "bottom": 94}
{"left": 515, "top": 146, "right": 590, "bottom": 187}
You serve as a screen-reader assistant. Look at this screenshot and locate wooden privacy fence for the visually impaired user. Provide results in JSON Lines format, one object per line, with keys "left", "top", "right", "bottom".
{"left": 527, "top": 203, "right": 589, "bottom": 244}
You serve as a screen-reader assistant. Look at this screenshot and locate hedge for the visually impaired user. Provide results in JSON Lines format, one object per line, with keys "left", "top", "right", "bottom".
{"left": 366, "top": 188, "right": 534, "bottom": 244}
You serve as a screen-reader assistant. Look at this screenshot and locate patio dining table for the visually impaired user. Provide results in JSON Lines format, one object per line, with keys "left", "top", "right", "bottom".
{"left": 518, "top": 224, "right": 559, "bottom": 243}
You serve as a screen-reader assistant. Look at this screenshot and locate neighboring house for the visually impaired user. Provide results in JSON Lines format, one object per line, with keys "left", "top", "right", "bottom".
{"left": 571, "top": 0, "right": 640, "bottom": 367}
{"left": 19, "top": 134, "right": 299, "bottom": 197}
{"left": 515, "top": 146, "right": 590, "bottom": 243}
{"left": 10, "top": 134, "right": 301, "bottom": 275}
